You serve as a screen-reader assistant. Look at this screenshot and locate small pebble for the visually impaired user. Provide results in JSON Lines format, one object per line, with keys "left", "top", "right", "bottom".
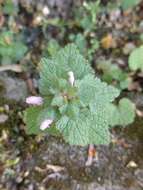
{"left": 0, "top": 114, "right": 8, "bottom": 123}
{"left": 127, "top": 161, "right": 138, "bottom": 168}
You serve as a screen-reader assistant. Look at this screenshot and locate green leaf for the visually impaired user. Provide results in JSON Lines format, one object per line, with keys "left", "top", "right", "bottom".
{"left": 77, "top": 75, "right": 120, "bottom": 108}
{"left": 59, "top": 104, "right": 68, "bottom": 115}
{"left": 24, "top": 107, "right": 43, "bottom": 135}
{"left": 3, "top": 0, "right": 18, "bottom": 15}
{"left": 107, "top": 98, "right": 135, "bottom": 127}
{"left": 0, "top": 30, "right": 27, "bottom": 64}
{"left": 24, "top": 107, "right": 60, "bottom": 136}
{"left": 37, "top": 108, "right": 57, "bottom": 125}
{"left": 66, "top": 103, "right": 79, "bottom": 118}
{"left": 121, "top": 0, "right": 141, "bottom": 10}
{"left": 97, "top": 61, "right": 131, "bottom": 89}
{"left": 44, "top": 39, "right": 60, "bottom": 57}
{"left": 97, "top": 61, "right": 127, "bottom": 82}
{"left": 51, "top": 95, "right": 64, "bottom": 107}
{"left": 84, "top": 0, "right": 100, "bottom": 24}
{"left": 56, "top": 108, "right": 110, "bottom": 146}
{"left": 37, "top": 108, "right": 60, "bottom": 135}
{"left": 54, "top": 44, "right": 94, "bottom": 79}
{"left": 39, "top": 58, "right": 59, "bottom": 95}
{"left": 129, "top": 46, "right": 143, "bottom": 71}
{"left": 39, "top": 44, "right": 93, "bottom": 95}
{"left": 13, "top": 41, "right": 27, "bottom": 61}
{"left": 71, "top": 33, "right": 87, "bottom": 55}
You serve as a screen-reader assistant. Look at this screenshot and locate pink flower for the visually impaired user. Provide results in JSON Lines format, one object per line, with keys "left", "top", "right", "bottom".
{"left": 68, "top": 71, "right": 75, "bottom": 86}
{"left": 26, "top": 96, "right": 43, "bottom": 105}
{"left": 40, "top": 119, "right": 53, "bottom": 131}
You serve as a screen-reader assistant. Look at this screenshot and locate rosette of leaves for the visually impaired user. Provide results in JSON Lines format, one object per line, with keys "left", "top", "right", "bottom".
{"left": 0, "top": 30, "right": 27, "bottom": 65}
{"left": 24, "top": 44, "right": 120, "bottom": 146}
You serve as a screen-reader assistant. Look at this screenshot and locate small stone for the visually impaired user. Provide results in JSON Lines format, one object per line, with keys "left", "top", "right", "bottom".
{"left": 0, "top": 74, "right": 28, "bottom": 102}
{"left": 16, "top": 176, "right": 23, "bottom": 183}
{"left": 127, "top": 161, "right": 138, "bottom": 168}
{"left": 0, "top": 114, "right": 8, "bottom": 123}
{"left": 42, "top": 6, "right": 50, "bottom": 15}
{"left": 139, "top": 21, "right": 143, "bottom": 32}
{"left": 123, "top": 43, "right": 136, "bottom": 55}
{"left": 110, "top": 9, "right": 121, "bottom": 22}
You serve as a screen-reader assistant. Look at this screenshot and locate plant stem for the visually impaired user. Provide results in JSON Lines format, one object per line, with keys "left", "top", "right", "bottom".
{"left": 85, "top": 144, "right": 98, "bottom": 166}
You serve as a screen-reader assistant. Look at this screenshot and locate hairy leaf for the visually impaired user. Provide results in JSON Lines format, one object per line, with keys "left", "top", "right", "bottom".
{"left": 77, "top": 75, "right": 120, "bottom": 108}
{"left": 56, "top": 108, "right": 110, "bottom": 146}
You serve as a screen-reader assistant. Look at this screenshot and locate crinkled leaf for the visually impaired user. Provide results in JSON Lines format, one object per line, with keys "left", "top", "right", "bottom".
{"left": 66, "top": 103, "right": 80, "bottom": 119}
{"left": 77, "top": 75, "right": 120, "bottom": 108}
{"left": 56, "top": 108, "right": 110, "bottom": 146}
{"left": 54, "top": 44, "right": 93, "bottom": 79}
{"left": 39, "top": 44, "right": 93, "bottom": 95}
{"left": 39, "top": 58, "right": 59, "bottom": 95}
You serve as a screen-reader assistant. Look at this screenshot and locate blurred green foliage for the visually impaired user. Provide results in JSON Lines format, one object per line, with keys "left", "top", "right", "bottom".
{"left": 0, "top": 30, "right": 27, "bottom": 65}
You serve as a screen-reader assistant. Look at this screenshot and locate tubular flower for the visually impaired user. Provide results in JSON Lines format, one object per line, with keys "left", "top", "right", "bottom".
{"left": 40, "top": 119, "right": 53, "bottom": 131}
{"left": 68, "top": 71, "right": 75, "bottom": 86}
{"left": 26, "top": 96, "right": 43, "bottom": 105}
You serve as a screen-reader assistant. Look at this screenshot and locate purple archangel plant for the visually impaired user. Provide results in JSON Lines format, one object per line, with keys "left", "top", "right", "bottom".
{"left": 24, "top": 44, "right": 124, "bottom": 146}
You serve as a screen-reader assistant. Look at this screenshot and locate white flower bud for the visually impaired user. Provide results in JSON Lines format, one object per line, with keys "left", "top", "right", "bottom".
{"left": 40, "top": 119, "right": 53, "bottom": 131}
{"left": 68, "top": 71, "right": 75, "bottom": 86}
{"left": 26, "top": 96, "right": 43, "bottom": 105}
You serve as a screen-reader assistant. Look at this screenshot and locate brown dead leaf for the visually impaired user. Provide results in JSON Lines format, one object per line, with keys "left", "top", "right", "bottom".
{"left": 35, "top": 166, "right": 47, "bottom": 173}
{"left": 0, "top": 64, "right": 22, "bottom": 73}
{"left": 136, "top": 109, "right": 143, "bottom": 117}
{"left": 46, "top": 164, "right": 65, "bottom": 172}
{"left": 0, "top": 0, "right": 4, "bottom": 4}
{"left": 101, "top": 34, "right": 115, "bottom": 49}
{"left": 128, "top": 81, "right": 142, "bottom": 91}
{"left": 0, "top": 14, "right": 5, "bottom": 28}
